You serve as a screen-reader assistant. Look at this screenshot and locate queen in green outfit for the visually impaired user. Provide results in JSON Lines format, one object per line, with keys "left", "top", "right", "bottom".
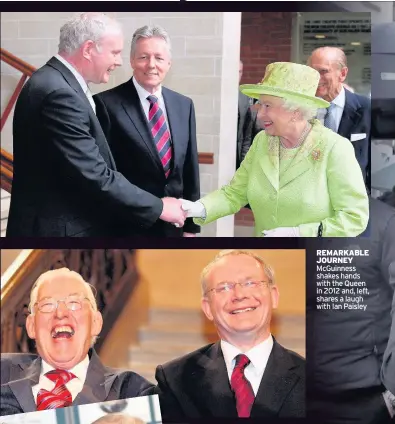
{"left": 182, "top": 62, "right": 369, "bottom": 237}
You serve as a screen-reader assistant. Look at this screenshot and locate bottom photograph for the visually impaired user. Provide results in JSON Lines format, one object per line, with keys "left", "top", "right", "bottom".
{"left": 0, "top": 249, "right": 306, "bottom": 421}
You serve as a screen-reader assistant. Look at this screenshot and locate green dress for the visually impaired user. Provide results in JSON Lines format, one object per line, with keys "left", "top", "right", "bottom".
{"left": 194, "top": 120, "right": 369, "bottom": 237}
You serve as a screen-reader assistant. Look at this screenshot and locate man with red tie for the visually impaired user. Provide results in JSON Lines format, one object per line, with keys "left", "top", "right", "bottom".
{"left": 94, "top": 25, "right": 200, "bottom": 237}
{"left": 154, "top": 250, "right": 305, "bottom": 420}
{"left": 0, "top": 268, "right": 153, "bottom": 416}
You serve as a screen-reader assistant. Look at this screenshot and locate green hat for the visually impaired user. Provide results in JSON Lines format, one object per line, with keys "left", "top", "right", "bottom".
{"left": 240, "top": 62, "right": 330, "bottom": 109}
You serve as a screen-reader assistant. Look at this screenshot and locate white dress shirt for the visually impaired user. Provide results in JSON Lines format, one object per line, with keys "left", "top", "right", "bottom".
{"left": 221, "top": 335, "right": 274, "bottom": 396}
{"left": 32, "top": 355, "right": 89, "bottom": 404}
{"left": 54, "top": 54, "right": 96, "bottom": 114}
{"left": 132, "top": 77, "right": 170, "bottom": 126}
{"left": 317, "top": 85, "right": 346, "bottom": 133}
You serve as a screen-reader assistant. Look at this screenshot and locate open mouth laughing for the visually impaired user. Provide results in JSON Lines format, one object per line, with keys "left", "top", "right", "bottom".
{"left": 51, "top": 325, "right": 75, "bottom": 339}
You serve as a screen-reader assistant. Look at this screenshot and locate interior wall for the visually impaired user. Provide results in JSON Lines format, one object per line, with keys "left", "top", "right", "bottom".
{"left": 137, "top": 249, "right": 305, "bottom": 315}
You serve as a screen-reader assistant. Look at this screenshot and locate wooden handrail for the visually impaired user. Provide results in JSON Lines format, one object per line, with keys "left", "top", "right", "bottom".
{"left": 0, "top": 48, "right": 36, "bottom": 76}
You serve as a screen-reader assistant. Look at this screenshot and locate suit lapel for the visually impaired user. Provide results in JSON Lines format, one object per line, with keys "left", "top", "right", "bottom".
{"left": 121, "top": 79, "right": 165, "bottom": 175}
{"left": 47, "top": 57, "right": 95, "bottom": 118}
{"left": 261, "top": 136, "right": 280, "bottom": 192}
{"left": 73, "top": 349, "right": 118, "bottom": 405}
{"left": 280, "top": 121, "right": 324, "bottom": 189}
{"left": 190, "top": 342, "right": 237, "bottom": 417}
{"left": 162, "top": 88, "right": 181, "bottom": 173}
{"left": 251, "top": 340, "right": 301, "bottom": 417}
{"left": 46, "top": 56, "right": 117, "bottom": 169}
{"left": 8, "top": 357, "right": 41, "bottom": 413}
{"left": 338, "top": 89, "right": 362, "bottom": 139}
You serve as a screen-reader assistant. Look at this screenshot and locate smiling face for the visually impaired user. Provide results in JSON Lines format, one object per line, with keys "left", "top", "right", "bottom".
{"left": 83, "top": 32, "right": 124, "bottom": 84}
{"left": 201, "top": 254, "right": 279, "bottom": 348}
{"left": 256, "top": 95, "right": 296, "bottom": 137}
{"left": 26, "top": 272, "right": 103, "bottom": 370}
{"left": 308, "top": 50, "right": 348, "bottom": 102}
{"left": 130, "top": 36, "right": 171, "bottom": 93}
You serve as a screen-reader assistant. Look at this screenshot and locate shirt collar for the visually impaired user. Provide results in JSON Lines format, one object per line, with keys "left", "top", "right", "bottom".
{"left": 41, "top": 355, "right": 90, "bottom": 382}
{"left": 54, "top": 54, "right": 89, "bottom": 94}
{"left": 132, "top": 76, "right": 162, "bottom": 102}
{"left": 331, "top": 85, "right": 345, "bottom": 109}
{"left": 221, "top": 335, "right": 273, "bottom": 374}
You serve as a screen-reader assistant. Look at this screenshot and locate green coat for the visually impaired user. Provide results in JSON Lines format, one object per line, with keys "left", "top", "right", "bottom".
{"left": 196, "top": 120, "right": 369, "bottom": 237}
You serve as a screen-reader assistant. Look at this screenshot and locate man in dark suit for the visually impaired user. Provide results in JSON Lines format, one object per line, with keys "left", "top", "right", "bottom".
{"left": 0, "top": 268, "right": 153, "bottom": 415}
{"left": 306, "top": 197, "right": 395, "bottom": 423}
{"left": 94, "top": 25, "right": 200, "bottom": 237}
{"left": 155, "top": 250, "right": 305, "bottom": 420}
{"left": 308, "top": 47, "right": 371, "bottom": 184}
{"left": 6, "top": 13, "right": 186, "bottom": 237}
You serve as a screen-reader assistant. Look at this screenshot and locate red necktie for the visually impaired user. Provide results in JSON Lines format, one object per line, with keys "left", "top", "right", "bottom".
{"left": 230, "top": 354, "right": 255, "bottom": 417}
{"left": 36, "top": 369, "right": 76, "bottom": 410}
{"left": 147, "top": 95, "right": 172, "bottom": 178}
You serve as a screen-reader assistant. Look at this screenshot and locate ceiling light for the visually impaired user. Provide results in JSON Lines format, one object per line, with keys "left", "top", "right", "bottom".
{"left": 351, "top": 42, "right": 361, "bottom": 46}
{"left": 315, "top": 35, "right": 326, "bottom": 39}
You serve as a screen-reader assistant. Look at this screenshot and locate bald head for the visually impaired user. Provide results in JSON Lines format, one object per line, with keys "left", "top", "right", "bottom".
{"left": 307, "top": 47, "right": 348, "bottom": 102}
{"left": 308, "top": 47, "right": 347, "bottom": 70}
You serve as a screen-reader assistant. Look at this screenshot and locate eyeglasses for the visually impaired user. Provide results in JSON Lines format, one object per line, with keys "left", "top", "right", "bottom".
{"left": 205, "top": 280, "right": 270, "bottom": 295}
{"left": 33, "top": 294, "right": 91, "bottom": 314}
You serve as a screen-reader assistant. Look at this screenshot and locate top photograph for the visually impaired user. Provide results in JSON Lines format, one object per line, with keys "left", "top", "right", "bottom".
{"left": 1, "top": 8, "right": 390, "bottom": 238}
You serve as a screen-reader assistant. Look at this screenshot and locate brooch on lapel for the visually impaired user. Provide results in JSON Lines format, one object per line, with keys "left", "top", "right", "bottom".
{"left": 311, "top": 149, "right": 321, "bottom": 161}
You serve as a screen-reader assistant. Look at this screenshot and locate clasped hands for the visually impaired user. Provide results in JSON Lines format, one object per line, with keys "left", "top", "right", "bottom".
{"left": 159, "top": 197, "right": 205, "bottom": 231}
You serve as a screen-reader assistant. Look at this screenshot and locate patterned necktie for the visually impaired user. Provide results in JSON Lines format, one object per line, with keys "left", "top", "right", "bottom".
{"left": 36, "top": 369, "right": 76, "bottom": 410}
{"left": 230, "top": 354, "right": 255, "bottom": 418}
{"left": 324, "top": 103, "right": 336, "bottom": 132}
{"left": 147, "top": 95, "right": 172, "bottom": 178}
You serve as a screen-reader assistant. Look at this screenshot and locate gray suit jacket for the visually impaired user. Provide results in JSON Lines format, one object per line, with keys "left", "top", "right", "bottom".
{"left": 237, "top": 92, "right": 252, "bottom": 164}
{"left": 0, "top": 349, "right": 153, "bottom": 415}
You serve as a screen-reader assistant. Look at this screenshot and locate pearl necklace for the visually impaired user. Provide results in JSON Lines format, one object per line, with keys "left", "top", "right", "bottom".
{"left": 280, "top": 122, "right": 311, "bottom": 149}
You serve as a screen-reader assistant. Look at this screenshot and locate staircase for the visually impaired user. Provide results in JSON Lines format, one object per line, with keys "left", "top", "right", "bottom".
{"left": 128, "top": 308, "right": 305, "bottom": 383}
{"left": 1, "top": 189, "right": 10, "bottom": 237}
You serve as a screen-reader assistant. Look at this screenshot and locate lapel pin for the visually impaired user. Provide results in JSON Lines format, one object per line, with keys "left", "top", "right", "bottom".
{"left": 311, "top": 149, "right": 321, "bottom": 161}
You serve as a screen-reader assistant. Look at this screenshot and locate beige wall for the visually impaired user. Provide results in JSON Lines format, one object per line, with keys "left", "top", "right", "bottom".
{"left": 137, "top": 249, "right": 305, "bottom": 315}
{"left": 1, "top": 12, "right": 243, "bottom": 236}
{"left": 1, "top": 249, "right": 23, "bottom": 276}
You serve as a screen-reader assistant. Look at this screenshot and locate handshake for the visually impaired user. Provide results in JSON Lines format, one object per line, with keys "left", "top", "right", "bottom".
{"left": 160, "top": 197, "right": 206, "bottom": 228}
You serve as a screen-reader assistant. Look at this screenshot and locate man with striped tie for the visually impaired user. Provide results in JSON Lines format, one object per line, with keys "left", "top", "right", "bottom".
{"left": 154, "top": 250, "right": 305, "bottom": 420}
{"left": 308, "top": 47, "right": 371, "bottom": 185}
{"left": 94, "top": 25, "right": 200, "bottom": 237}
{"left": 0, "top": 268, "right": 153, "bottom": 416}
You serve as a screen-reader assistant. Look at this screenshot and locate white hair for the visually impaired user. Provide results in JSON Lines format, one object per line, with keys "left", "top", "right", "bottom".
{"left": 281, "top": 98, "right": 317, "bottom": 121}
{"left": 201, "top": 250, "right": 275, "bottom": 295}
{"left": 58, "top": 12, "right": 122, "bottom": 55}
{"left": 130, "top": 25, "right": 171, "bottom": 58}
{"left": 29, "top": 268, "right": 99, "bottom": 345}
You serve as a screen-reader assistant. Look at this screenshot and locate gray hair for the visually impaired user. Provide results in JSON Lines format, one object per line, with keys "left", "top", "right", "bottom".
{"left": 58, "top": 12, "right": 122, "bottom": 55}
{"left": 29, "top": 268, "right": 99, "bottom": 345}
{"left": 201, "top": 250, "right": 275, "bottom": 295}
{"left": 281, "top": 98, "right": 317, "bottom": 121}
{"left": 130, "top": 25, "right": 171, "bottom": 58}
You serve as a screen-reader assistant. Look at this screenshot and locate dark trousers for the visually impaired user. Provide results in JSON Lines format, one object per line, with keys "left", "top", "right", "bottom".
{"left": 308, "top": 387, "right": 393, "bottom": 424}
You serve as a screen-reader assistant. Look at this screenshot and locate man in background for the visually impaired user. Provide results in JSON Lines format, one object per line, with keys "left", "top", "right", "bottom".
{"left": 94, "top": 25, "right": 200, "bottom": 237}
{"left": 306, "top": 196, "right": 395, "bottom": 423}
{"left": 155, "top": 250, "right": 305, "bottom": 420}
{"left": 1, "top": 268, "right": 153, "bottom": 415}
{"left": 308, "top": 46, "right": 370, "bottom": 184}
{"left": 7, "top": 13, "right": 186, "bottom": 237}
